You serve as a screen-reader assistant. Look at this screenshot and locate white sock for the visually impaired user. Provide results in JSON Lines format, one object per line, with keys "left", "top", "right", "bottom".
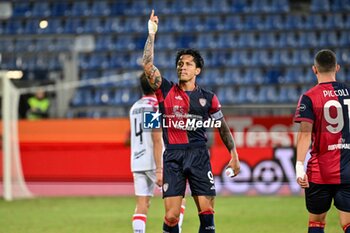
{"left": 132, "top": 214, "right": 147, "bottom": 233}
{"left": 179, "top": 205, "right": 186, "bottom": 233}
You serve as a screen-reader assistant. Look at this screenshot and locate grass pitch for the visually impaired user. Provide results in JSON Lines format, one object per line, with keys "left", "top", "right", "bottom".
{"left": 0, "top": 196, "right": 341, "bottom": 233}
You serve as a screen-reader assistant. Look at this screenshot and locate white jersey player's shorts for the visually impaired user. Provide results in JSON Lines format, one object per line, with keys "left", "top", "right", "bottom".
{"left": 133, "top": 170, "right": 156, "bottom": 196}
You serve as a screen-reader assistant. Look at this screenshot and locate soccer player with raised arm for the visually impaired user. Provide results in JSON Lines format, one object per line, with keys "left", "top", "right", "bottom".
{"left": 294, "top": 49, "right": 350, "bottom": 233}
{"left": 142, "top": 10, "right": 240, "bottom": 233}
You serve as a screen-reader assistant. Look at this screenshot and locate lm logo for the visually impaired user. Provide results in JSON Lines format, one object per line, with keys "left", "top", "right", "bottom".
{"left": 143, "top": 111, "right": 162, "bottom": 129}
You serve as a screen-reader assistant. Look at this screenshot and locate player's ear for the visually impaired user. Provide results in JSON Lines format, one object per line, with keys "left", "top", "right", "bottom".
{"left": 335, "top": 64, "right": 340, "bottom": 73}
{"left": 195, "top": 67, "right": 201, "bottom": 76}
{"left": 312, "top": 65, "right": 318, "bottom": 75}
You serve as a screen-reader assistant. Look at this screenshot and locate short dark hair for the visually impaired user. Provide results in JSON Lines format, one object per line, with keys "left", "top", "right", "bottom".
{"left": 314, "top": 49, "right": 337, "bottom": 73}
{"left": 140, "top": 72, "right": 154, "bottom": 95}
{"left": 175, "top": 49, "right": 204, "bottom": 69}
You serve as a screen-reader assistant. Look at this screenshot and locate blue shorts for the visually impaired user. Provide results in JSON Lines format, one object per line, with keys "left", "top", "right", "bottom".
{"left": 162, "top": 147, "right": 216, "bottom": 198}
{"left": 305, "top": 182, "right": 350, "bottom": 214}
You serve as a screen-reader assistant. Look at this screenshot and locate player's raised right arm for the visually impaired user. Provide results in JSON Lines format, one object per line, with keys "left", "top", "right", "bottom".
{"left": 142, "top": 10, "right": 162, "bottom": 91}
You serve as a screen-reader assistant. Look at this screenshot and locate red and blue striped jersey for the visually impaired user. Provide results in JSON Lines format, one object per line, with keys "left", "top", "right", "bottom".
{"left": 155, "top": 78, "right": 223, "bottom": 149}
{"left": 294, "top": 81, "right": 350, "bottom": 184}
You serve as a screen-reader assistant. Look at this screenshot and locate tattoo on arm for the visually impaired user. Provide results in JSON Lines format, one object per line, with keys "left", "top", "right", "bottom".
{"left": 143, "top": 34, "right": 154, "bottom": 66}
{"left": 218, "top": 118, "right": 235, "bottom": 152}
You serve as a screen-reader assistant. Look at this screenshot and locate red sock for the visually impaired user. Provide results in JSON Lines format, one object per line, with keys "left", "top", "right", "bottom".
{"left": 343, "top": 223, "right": 350, "bottom": 233}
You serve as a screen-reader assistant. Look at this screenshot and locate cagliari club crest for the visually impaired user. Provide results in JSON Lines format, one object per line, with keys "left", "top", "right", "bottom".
{"left": 163, "top": 183, "right": 169, "bottom": 192}
{"left": 199, "top": 98, "right": 207, "bottom": 107}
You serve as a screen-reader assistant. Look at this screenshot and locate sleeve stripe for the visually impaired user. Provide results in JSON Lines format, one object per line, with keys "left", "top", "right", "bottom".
{"left": 294, "top": 117, "right": 314, "bottom": 123}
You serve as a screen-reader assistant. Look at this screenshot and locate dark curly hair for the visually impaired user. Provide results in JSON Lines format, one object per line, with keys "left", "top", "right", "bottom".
{"left": 175, "top": 49, "right": 204, "bottom": 69}
{"left": 140, "top": 72, "right": 155, "bottom": 95}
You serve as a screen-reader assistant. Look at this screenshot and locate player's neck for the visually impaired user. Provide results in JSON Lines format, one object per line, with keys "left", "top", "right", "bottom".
{"left": 317, "top": 73, "right": 336, "bottom": 84}
{"left": 179, "top": 79, "right": 196, "bottom": 91}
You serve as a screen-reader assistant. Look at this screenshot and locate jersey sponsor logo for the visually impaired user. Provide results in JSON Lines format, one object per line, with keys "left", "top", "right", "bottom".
{"left": 175, "top": 95, "right": 183, "bottom": 100}
{"left": 199, "top": 98, "right": 207, "bottom": 107}
{"left": 299, "top": 104, "right": 306, "bottom": 112}
{"left": 143, "top": 111, "right": 161, "bottom": 129}
{"left": 133, "top": 149, "right": 146, "bottom": 159}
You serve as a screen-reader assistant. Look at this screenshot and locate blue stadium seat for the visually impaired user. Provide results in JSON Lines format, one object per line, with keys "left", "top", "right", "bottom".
{"left": 125, "top": 1, "right": 149, "bottom": 14}
{"left": 32, "top": 2, "right": 50, "bottom": 17}
{"left": 223, "top": 69, "right": 242, "bottom": 85}
{"left": 163, "top": 16, "right": 184, "bottom": 32}
{"left": 15, "top": 39, "right": 35, "bottom": 52}
{"left": 109, "top": 53, "right": 123, "bottom": 69}
{"left": 46, "top": 19, "right": 64, "bottom": 34}
{"left": 238, "top": 33, "right": 256, "bottom": 48}
{"left": 217, "top": 33, "right": 238, "bottom": 48}
{"left": 84, "top": 18, "right": 104, "bottom": 33}
{"left": 245, "top": 87, "right": 259, "bottom": 103}
{"left": 319, "top": 31, "right": 339, "bottom": 47}
{"left": 210, "top": 0, "right": 230, "bottom": 13}
{"left": 89, "top": 54, "right": 109, "bottom": 69}
{"left": 95, "top": 35, "right": 115, "bottom": 51}
{"left": 272, "top": 50, "right": 292, "bottom": 66}
{"left": 299, "top": 32, "right": 318, "bottom": 47}
{"left": 79, "top": 54, "right": 90, "bottom": 69}
{"left": 278, "top": 32, "right": 298, "bottom": 47}
{"left": 183, "top": 16, "right": 203, "bottom": 32}
{"left": 115, "top": 35, "right": 135, "bottom": 50}
{"left": 195, "top": 34, "right": 217, "bottom": 49}
{"left": 243, "top": 68, "right": 264, "bottom": 84}
{"left": 51, "top": 2, "right": 70, "bottom": 16}
{"left": 64, "top": 18, "right": 84, "bottom": 34}
{"left": 23, "top": 19, "right": 39, "bottom": 34}
{"left": 256, "top": 86, "right": 279, "bottom": 104}
{"left": 236, "top": 87, "right": 248, "bottom": 104}
{"left": 257, "top": 32, "right": 277, "bottom": 48}
{"left": 71, "top": 1, "right": 90, "bottom": 16}
{"left": 48, "top": 56, "right": 60, "bottom": 70}
{"left": 237, "top": 50, "right": 252, "bottom": 66}
{"left": 110, "top": 0, "right": 128, "bottom": 15}
{"left": 128, "top": 17, "right": 144, "bottom": 33}
{"left": 271, "top": 0, "right": 289, "bottom": 12}
{"left": 245, "top": 15, "right": 264, "bottom": 30}
{"left": 251, "top": 0, "right": 272, "bottom": 13}
{"left": 285, "top": 14, "right": 305, "bottom": 29}
{"left": 55, "top": 38, "right": 74, "bottom": 51}
{"left": 103, "top": 17, "right": 124, "bottom": 33}
{"left": 325, "top": 13, "right": 344, "bottom": 29}
{"left": 205, "top": 16, "right": 224, "bottom": 31}
{"left": 311, "top": 0, "right": 330, "bottom": 12}
{"left": 292, "top": 50, "right": 312, "bottom": 66}
{"left": 157, "top": 34, "right": 176, "bottom": 49}
{"left": 91, "top": 1, "right": 110, "bottom": 16}
{"left": 306, "top": 14, "right": 325, "bottom": 29}
{"left": 12, "top": 2, "right": 31, "bottom": 17}
{"left": 265, "top": 15, "right": 284, "bottom": 30}
{"left": 5, "top": 20, "right": 24, "bottom": 34}
{"left": 154, "top": 51, "right": 171, "bottom": 68}
{"left": 35, "top": 38, "right": 55, "bottom": 52}
{"left": 0, "top": 39, "right": 14, "bottom": 52}
{"left": 223, "top": 15, "right": 243, "bottom": 30}
{"left": 231, "top": 0, "right": 248, "bottom": 13}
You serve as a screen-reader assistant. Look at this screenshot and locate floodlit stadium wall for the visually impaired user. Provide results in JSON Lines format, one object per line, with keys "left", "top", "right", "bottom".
{"left": 0, "top": 115, "right": 305, "bottom": 196}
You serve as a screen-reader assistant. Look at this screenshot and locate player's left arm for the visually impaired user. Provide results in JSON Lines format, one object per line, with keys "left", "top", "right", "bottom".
{"left": 218, "top": 118, "right": 240, "bottom": 177}
{"left": 151, "top": 128, "right": 163, "bottom": 187}
{"left": 295, "top": 121, "right": 312, "bottom": 188}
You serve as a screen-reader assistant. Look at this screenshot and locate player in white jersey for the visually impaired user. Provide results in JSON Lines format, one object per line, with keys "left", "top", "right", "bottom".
{"left": 130, "top": 74, "right": 186, "bottom": 233}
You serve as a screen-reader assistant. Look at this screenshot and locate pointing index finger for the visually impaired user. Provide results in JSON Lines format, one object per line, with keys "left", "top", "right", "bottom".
{"left": 150, "top": 9, "right": 154, "bottom": 18}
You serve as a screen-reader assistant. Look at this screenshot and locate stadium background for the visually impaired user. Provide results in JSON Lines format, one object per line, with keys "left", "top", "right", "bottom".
{"left": 0, "top": 0, "right": 349, "bottom": 232}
